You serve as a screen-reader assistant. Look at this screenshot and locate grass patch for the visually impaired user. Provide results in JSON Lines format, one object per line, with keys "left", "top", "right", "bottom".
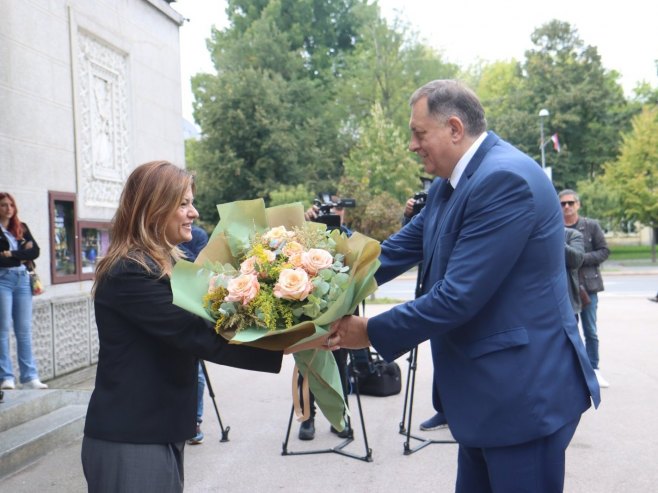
{"left": 366, "top": 297, "right": 406, "bottom": 305}
{"left": 609, "top": 245, "right": 654, "bottom": 261}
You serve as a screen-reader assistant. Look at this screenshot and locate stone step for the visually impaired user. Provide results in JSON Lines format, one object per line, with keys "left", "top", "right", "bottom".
{"left": 0, "top": 390, "right": 90, "bottom": 479}
{"left": 0, "top": 389, "right": 86, "bottom": 432}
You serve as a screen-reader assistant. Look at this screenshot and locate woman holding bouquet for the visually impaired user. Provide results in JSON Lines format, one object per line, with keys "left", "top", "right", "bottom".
{"left": 81, "top": 161, "right": 283, "bottom": 493}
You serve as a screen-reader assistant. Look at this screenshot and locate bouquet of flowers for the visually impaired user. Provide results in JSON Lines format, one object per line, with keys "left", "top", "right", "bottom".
{"left": 171, "top": 199, "right": 380, "bottom": 431}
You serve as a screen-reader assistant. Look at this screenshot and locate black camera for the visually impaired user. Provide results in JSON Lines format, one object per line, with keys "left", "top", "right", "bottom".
{"left": 411, "top": 177, "right": 434, "bottom": 216}
{"left": 312, "top": 192, "right": 356, "bottom": 230}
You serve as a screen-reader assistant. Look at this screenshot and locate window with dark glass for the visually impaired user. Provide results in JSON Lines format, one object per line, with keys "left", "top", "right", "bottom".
{"left": 48, "top": 192, "right": 110, "bottom": 283}
{"left": 49, "top": 192, "right": 78, "bottom": 283}
{"left": 78, "top": 221, "right": 111, "bottom": 280}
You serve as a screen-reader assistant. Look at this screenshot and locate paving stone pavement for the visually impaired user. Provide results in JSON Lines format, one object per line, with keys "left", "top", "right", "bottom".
{"left": 1, "top": 274, "right": 657, "bottom": 492}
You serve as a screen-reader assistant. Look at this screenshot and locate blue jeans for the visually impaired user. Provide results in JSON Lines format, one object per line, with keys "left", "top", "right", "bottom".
{"left": 0, "top": 268, "right": 39, "bottom": 383}
{"left": 580, "top": 292, "right": 600, "bottom": 369}
{"left": 196, "top": 362, "right": 205, "bottom": 423}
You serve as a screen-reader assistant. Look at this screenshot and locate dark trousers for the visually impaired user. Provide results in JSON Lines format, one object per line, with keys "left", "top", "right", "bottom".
{"left": 456, "top": 417, "right": 580, "bottom": 493}
{"left": 81, "top": 436, "right": 185, "bottom": 493}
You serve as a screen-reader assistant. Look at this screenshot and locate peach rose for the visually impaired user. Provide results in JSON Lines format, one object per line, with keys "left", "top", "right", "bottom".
{"left": 225, "top": 274, "right": 260, "bottom": 305}
{"left": 287, "top": 251, "right": 303, "bottom": 268}
{"left": 240, "top": 256, "right": 257, "bottom": 275}
{"left": 208, "top": 273, "right": 227, "bottom": 293}
{"left": 282, "top": 240, "right": 304, "bottom": 258}
{"left": 301, "top": 248, "right": 334, "bottom": 275}
{"left": 283, "top": 241, "right": 304, "bottom": 267}
{"left": 273, "top": 268, "right": 313, "bottom": 301}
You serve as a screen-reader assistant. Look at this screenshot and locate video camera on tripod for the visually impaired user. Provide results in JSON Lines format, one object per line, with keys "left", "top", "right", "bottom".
{"left": 312, "top": 192, "right": 356, "bottom": 230}
{"left": 411, "top": 177, "right": 434, "bottom": 217}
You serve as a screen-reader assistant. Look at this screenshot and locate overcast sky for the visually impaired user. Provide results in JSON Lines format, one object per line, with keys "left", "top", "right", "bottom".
{"left": 172, "top": 0, "right": 658, "bottom": 122}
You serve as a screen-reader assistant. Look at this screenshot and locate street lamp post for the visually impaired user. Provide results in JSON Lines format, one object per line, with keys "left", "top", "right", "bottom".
{"left": 539, "top": 108, "right": 549, "bottom": 169}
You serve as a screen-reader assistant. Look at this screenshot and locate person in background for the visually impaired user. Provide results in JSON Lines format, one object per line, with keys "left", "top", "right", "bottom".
{"left": 403, "top": 194, "right": 448, "bottom": 432}
{"left": 565, "top": 227, "right": 586, "bottom": 317}
{"left": 559, "top": 189, "right": 610, "bottom": 388}
{"left": 81, "top": 161, "right": 282, "bottom": 492}
{"left": 0, "top": 192, "right": 48, "bottom": 390}
{"left": 328, "top": 80, "right": 600, "bottom": 492}
{"left": 297, "top": 198, "right": 351, "bottom": 440}
{"left": 179, "top": 225, "right": 210, "bottom": 445}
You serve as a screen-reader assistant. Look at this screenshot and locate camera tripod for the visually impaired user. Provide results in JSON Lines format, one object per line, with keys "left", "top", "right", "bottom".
{"left": 200, "top": 360, "right": 230, "bottom": 442}
{"left": 281, "top": 349, "right": 373, "bottom": 462}
{"left": 397, "top": 264, "right": 456, "bottom": 454}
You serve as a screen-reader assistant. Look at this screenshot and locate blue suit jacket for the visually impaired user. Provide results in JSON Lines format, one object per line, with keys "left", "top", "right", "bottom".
{"left": 368, "top": 132, "right": 600, "bottom": 448}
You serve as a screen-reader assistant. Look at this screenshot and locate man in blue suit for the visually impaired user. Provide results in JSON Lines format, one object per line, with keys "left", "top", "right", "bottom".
{"left": 328, "top": 80, "right": 600, "bottom": 492}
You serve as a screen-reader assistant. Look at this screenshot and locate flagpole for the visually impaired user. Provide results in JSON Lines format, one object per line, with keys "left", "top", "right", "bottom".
{"left": 538, "top": 108, "right": 549, "bottom": 169}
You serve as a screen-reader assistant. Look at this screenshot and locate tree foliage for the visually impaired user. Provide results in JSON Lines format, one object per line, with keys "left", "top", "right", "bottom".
{"left": 594, "top": 107, "right": 658, "bottom": 242}
{"left": 336, "top": 14, "right": 459, "bottom": 137}
{"left": 520, "top": 20, "right": 633, "bottom": 189}
{"left": 339, "top": 103, "right": 422, "bottom": 237}
{"left": 183, "top": 7, "right": 656, "bottom": 238}
{"left": 189, "top": 0, "right": 374, "bottom": 222}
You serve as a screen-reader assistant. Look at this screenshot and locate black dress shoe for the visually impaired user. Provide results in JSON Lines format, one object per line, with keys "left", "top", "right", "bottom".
{"left": 330, "top": 425, "right": 352, "bottom": 439}
{"left": 298, "top": 418, "right": 315, "bottom": 440}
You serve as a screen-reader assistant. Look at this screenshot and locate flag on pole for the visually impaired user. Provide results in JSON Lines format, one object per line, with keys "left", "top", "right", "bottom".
{"left": 551, "top": 133, "right": 561, "bottom": 152}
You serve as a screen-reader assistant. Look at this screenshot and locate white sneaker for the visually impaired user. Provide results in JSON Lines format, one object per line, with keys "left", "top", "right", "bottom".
{"left": 594, "top": 369, "right": 609, "bottom": 388}
{"left": 23, "top": 379, "right": 48, "bottom": 389}
{"left": 1, "top": 379, "right": 16, "bottom": 390}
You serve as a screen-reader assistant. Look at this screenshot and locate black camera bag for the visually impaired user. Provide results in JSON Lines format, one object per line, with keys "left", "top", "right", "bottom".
{"left": 349, "top": 350, "right": 401, "bottom": 397}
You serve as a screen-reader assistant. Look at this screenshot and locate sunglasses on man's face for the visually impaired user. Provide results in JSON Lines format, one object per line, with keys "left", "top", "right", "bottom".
{"left": 560, "top": 201, "right": 576, "bottom": 207}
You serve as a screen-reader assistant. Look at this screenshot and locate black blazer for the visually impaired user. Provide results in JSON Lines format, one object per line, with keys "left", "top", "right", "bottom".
{"left": 0, "top": 222, "right": 40, "bottom": 268}
{"left": 84, "top": 256, "right": 283, "bottom": 444}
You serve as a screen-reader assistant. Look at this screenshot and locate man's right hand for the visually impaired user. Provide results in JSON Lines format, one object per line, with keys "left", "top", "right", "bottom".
{"left": 304, "top": 205, "right": 320, "bottom": 221}
{"left": 404, "top": 198, "right": 415, "bottom": 218}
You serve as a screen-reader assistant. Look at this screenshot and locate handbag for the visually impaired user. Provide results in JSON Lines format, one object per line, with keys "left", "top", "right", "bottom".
{"left": 578, "top": 285, "right": 591, "bottom": 306}
{"left": 26, "top": 261, "right": 44, "bottom": 296}
{"left": 349, "top": 350, "right": 402, "bottom": 397}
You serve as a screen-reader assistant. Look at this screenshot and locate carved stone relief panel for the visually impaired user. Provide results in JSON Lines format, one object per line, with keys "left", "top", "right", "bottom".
{"left": 76, "top": 30, "right": 130, "bottom": 208}
{"left": 53, "top": 297, "right": 91, "bottom": 376}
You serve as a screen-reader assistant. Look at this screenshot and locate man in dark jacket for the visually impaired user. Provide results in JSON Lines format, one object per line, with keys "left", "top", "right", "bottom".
{"left": 560, "top": 189, "right": 610, "bottom": 388}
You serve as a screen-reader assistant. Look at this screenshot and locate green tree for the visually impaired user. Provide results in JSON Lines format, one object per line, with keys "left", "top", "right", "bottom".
{"left": 268, "top": 183, "right": 314, "bottom": 208}
{"left": 472, "top": 60, "right": 537, "bottom": 154}
{"left": 521, "top": 20, "right": 632, "bottom": 189}
{"left": 224, "top": 0, "right": 368, "bottom": 80}
{"left": 189, "top": 0, "right": 374, "bottom": 222}
{"left": 336, "top": 14, "right": 458, "bottom": 137}
{"left": 595, "top": 106, "right": 658, "bottom": 260}
{"left": 339, "top": 103, "right": 423, "bottom": 237}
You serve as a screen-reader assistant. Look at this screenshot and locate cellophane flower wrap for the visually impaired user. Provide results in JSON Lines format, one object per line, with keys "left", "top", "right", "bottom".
{"left": 171, "top": 199, "right": 380, "bottom": 431}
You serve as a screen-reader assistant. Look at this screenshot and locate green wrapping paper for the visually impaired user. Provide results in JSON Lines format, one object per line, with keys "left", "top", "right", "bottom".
{"left": 171, "top": 198, "right": 380, "bottom": 431}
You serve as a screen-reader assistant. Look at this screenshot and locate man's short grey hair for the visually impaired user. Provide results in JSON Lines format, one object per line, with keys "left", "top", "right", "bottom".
{"left": 409, "top": 80, "right": 487, "bottom": 136}
{"left": 558, "top": 189, "right": 580, "bottom": 202}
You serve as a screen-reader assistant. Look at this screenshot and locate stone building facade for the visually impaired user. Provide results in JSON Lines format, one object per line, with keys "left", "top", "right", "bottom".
{"left": 0, "top": 0, "right": 186, "bottom": 381}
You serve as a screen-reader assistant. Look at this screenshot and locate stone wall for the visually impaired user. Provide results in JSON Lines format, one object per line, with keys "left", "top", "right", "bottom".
{"left": 10, "top": 294, "right": 98, "bottom": 382}
{"left": 2, "top": 0, "right": 185, "bottom": 380}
